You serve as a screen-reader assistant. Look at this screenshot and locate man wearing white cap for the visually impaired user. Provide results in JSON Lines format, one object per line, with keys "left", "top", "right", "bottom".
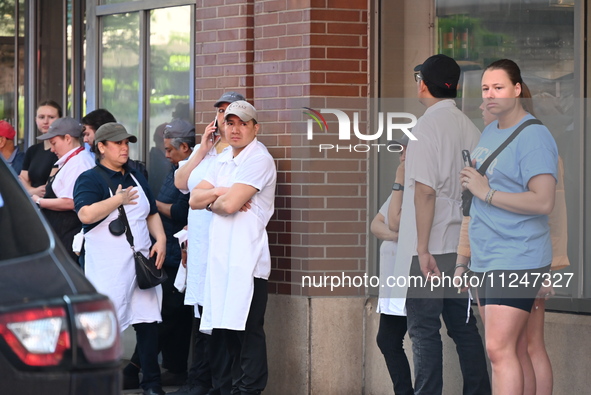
{"left": 190, "top": 100, "right": 276, "bottom": 395}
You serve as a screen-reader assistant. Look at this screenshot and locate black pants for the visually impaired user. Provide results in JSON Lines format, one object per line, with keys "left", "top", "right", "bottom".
{"left": 131, "top": 265, "right": 193, "bottom": 374}
{"left": 223, "top": 278, "right": 268, "bottom": 395}
{"left": 133, "top": 322, "right": 161, "bottom": 390}
{"left": 187, "top": 307, "right": 232, "bottom": 394}
{"left": 158, "top": 265, "right": 194, "bottom": 373}
{"left": 376, "top": 314, "right": 413, "bottom": 395}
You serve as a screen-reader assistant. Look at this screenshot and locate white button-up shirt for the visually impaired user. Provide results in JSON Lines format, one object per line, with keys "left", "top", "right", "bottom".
{"left": 201, "top": 138, "right": 277, "bottom": 331}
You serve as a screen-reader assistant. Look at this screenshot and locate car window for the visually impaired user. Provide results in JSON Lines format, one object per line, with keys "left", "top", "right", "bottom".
{"left": 0, "top": 160, "right": 50, "bottom": 260}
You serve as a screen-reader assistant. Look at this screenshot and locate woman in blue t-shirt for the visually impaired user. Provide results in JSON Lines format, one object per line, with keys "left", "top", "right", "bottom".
{"left": 459, "top": 59, "right": 558, "bottom": 395}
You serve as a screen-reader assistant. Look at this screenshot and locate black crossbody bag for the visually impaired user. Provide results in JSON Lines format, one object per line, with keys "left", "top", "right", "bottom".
{"left": 95, "top": 166, "right": 167, "bottom": 289}
{"left": 461, "top": 119, "right": 543, "bottom": 216}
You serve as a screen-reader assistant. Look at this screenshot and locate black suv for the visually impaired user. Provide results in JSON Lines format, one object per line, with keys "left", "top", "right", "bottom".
{"left": 0, "top": 158, "right": 121, "bottom": 394}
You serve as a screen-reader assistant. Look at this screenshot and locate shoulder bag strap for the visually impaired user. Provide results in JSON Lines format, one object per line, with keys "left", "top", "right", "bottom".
{"left": 477, "top": 119, "right": 543, "bottom": 175}
{"left": 94, "top": 166, "right": 136, "bottom": 250}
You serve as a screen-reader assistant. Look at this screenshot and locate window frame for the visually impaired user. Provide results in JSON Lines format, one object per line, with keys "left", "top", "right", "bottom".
{"left": 85, "top": 0, "right": 195, "bottom": 163}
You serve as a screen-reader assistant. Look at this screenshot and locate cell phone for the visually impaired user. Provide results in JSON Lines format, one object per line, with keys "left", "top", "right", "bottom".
{"left": 211, "top": 117, "right": 219, "bottom": 142}
{"left": 462, "top": 150, "right": 473, "bottom": 168}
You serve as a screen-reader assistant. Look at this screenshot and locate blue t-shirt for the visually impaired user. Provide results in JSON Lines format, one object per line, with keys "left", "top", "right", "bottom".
{"left": 73, "top": 163, "right": 157, "bottom": 233}
{"left": 469, "top": 114, "right": 558, "bottom": 272}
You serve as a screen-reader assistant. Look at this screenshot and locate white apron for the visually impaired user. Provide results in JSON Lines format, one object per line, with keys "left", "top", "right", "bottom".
{"left": 84, "top": 174, "right": 162, "bottom": 332}
{"left": 377, "top": 239, "right": 407, "bottom": 316}
{"left": 181, "top": 146, "right": 221, "bottom": 316}
{"left": 200, "top": 208, "right": 268, "bottom": 332}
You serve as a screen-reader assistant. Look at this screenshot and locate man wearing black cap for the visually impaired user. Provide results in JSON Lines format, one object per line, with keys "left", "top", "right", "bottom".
{"left": 396, "top": 54, "right": 491, "bottom": 394}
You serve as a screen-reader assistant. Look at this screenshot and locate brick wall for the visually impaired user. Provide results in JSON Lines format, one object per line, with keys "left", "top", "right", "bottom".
{"left": 194, "top": 0, "right": 370, "bottom": 297}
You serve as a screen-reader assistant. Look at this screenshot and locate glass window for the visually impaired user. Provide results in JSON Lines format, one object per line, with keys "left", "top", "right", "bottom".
{"left": 100, "top": 12, "right": 141, "bottom": 160}
{"left": 435, "top": 1, "right": 581, "bottom": 306}
{"left": 376, "top": 0, "right": 582, "bottom": 308}
{"left": 0, "top": 0, "right": 25, "bottom": 143}
{"left": 147, "top": 6, "right": 192, "bottom": 194}
{"left": 102, "top": 0, "right": 142, "bottom": 3}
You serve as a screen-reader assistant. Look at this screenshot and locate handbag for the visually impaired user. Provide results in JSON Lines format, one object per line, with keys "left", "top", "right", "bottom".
{"left": 461, "top": 119, "right": 543, "bottom": 216}
{"left": 95, "top": 166, "right": 167, "bottom": 289}
{"left": 117, "top": 204, "right": 168, "bottom": 289}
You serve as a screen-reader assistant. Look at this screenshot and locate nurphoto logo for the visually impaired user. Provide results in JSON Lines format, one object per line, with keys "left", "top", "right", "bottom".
{"left": 303, "top": 107, "right": 418, "bottom": 152}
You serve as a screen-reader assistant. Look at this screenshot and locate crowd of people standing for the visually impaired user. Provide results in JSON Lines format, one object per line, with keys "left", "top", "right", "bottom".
{"left": 6, "top": 54, "right": 564, "bottom": 395}
{"left": 8, "top": 93, "right": 275, "bottom": 395}
{"left": 373, "top": 55, "right": 563, "bottom": 395}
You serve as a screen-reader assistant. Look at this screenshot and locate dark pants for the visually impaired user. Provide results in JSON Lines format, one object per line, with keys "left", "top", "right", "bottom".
{"left": 222, "top": 278, "right": 268, "bottom": 395}
{"left": 376, "top": 314, "right": 413, "bottom": 395}
{"left": 207, "top": 328, "right": 233, "bottom": 395}
{"left": 159, "top": 265, "right": 194, "bottom": 373}
{"left": 186, "top": 307, "right": 232, "bottom": 394}
{"left": 405, "top": 253, "right": 491, "bottom": 395}
{"left": 133, "top": 322, "right": 161, "bottom": 390}
{"left": 130, "top": 265, "right": 193, "bottom": 375}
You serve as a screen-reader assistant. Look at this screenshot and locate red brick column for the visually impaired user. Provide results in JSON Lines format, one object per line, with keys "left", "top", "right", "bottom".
{"left": 195, "top": 0, "right": 370, "bottom": 297}
{"left": 194, "top": 0, "right": 255, "bottom": 124}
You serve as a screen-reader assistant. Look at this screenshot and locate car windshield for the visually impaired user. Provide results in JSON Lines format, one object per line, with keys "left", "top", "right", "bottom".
{"left": 0, "top": 160, "right": 50, "bottom": 260}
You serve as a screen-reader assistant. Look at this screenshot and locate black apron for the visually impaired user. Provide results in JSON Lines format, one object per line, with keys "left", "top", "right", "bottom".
{"left": 41, "top": 169, "right": 83, "bottom": 265}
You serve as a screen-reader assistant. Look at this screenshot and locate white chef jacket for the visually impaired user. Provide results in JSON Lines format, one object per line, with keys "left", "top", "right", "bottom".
{"left": 200, "top": 138, "right": 276, "bottom": 331}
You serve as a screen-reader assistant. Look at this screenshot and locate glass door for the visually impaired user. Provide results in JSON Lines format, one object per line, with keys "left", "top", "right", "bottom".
{"left": 89, "top": 1, "right": 194, "bottom": 194}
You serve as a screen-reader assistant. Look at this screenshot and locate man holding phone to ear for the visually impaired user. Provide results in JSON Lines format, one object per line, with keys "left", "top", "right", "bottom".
{"left": 172, "top": 92, "right": 246, "bottom": 395}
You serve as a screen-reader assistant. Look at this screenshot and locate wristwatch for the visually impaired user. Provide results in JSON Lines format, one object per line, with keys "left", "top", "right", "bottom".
{"left": 392, "top": 183, "right": 404, "bottom": 191}
{"left": 36, "top": 198, "right": 43, "bottom": 206}
{"left": 205, "top": 203, "right": 213, "bottom": 212}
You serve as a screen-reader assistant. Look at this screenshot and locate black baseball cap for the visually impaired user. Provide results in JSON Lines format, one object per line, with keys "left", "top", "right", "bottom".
{"left": 214, "top": 91, "right": 246, "bottom": 107}
{"left": 414, "top": 54, "right": 460, "bottom": 94}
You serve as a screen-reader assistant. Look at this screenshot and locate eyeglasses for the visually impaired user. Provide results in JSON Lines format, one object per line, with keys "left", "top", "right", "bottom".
{"left": 414, "top": 72, "right": 423, "bottom": 83}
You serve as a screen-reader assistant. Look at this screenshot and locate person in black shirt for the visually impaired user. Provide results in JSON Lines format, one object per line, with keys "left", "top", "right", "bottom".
{"left": 20, "top": 100, "right": 62, "bottom": 196}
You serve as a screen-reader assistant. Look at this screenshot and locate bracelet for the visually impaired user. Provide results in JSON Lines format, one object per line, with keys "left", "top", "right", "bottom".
{"left": 205, "top": 202, "right": 213, "bottom": 212}
{"left": 488, "top": 189, "right": 496, "bottom": 204}
{"left": 36, "top": 197, "right": 43, "bottom": 207}
{"left": 485, "top": 188, "right": 496, "bottom": 205}
{"left": 454, "top": 263, "right": 470, "bottom": 270}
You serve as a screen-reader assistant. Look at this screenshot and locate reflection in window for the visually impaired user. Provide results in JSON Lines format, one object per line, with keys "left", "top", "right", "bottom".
{"left": 103, "top": 0, "right": 142, "bottom": 3}
{"left": 147, "top": 6, "right": 192, "bottom": 194}
{"left": 100, "top": 12, "right": 140, "bottom": 159}
{"left": 0, "top": 0, "right": 25, "bottom": 143}
{"left": 436, "top": 1, "right": 580, "bottom": 300}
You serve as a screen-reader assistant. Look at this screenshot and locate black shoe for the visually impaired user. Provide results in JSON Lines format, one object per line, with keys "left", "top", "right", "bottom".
{"left": 168, "top": 384, "right": 211, "bottom": 395}
{"left": 123, "top": 372, "right": 140, "bottom": 390}
{"left": 143, "top": 387, "right": 166, "bottom": 395}
{"left": 160, "top": 370, "right": 188, "bottom": 387}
